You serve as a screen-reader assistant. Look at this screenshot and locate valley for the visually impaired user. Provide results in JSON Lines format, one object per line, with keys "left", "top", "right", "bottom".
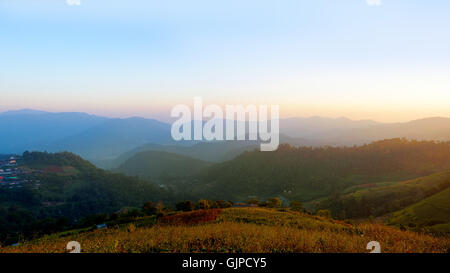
{"left": 1, "top": 110, "right": 450, "bottom": 252}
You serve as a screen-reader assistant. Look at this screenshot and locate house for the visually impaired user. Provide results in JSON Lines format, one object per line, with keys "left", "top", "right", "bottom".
{"left": 96, "top": 223, "right": 107, "bottom": 229}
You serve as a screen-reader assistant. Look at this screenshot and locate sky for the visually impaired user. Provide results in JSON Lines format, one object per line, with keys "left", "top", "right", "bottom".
{"left": 0, "top": 0, "right": 449, "bottom": 122}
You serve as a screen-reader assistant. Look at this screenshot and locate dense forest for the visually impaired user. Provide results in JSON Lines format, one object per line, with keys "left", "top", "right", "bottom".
{"left": 183, "top": 139, "right": 450, "bottom": 202}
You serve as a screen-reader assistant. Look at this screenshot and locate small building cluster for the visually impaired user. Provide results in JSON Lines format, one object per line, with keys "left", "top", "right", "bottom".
{"left": 0, "top": 156, "right": 41, "bottom": 189}
{"left": 0, "top": 156, "right": 17, "bottom": 167}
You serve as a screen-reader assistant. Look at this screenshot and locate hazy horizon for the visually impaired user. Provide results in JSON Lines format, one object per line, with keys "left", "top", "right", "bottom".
{"left": 1, "top": 106, "right": 450, "bottom": 124}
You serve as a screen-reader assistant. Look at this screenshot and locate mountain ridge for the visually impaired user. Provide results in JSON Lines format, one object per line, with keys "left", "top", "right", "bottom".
{"left": 2, "top": 109, "right": 450, "bottom": 165}
{"left": 114, "top": 150, "right": 213, "bottom": 179}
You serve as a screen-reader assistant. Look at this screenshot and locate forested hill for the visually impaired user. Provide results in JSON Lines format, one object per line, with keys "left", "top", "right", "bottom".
{"left": 317, "top": 171, "right": 450, "bottom": 220}
{"left": 185, "top": 139, "right": 450, "bottom": 202}
{"left": 0, "top": 151, "right": 174, "bottom": 244}
{"left": 19, "top": 152, "right": 173, "bottom": 215}
{"left": 114, "top": 151, "right": 213, "bottom": 179}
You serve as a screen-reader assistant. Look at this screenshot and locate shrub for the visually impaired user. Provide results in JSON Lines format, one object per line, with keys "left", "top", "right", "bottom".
{"left": 127, "top": 223, "right": 136, "bottom": 233}
{"left": 258, "top": 201, "right": 268, "bottom": 207}
{"left": 207, "top": 200, "right": 218, "bottom": 209}
{"left": 216, "top": 200, "right": 233, "bottom": 208}
{"left": 267, "top": 197, "right": 282, "bottom": 208}
{"left": 143, "top": 202, "right": 157, "bottom": 216}
{"left": 176, "top": 201, "right": 195, "bottom": 212}
{"left": 290, "top": 201, "right": 303, "bottom": 212}
{"left": 317, "top": 210, "right": 332, "bottom": 218}
{"left": 196, "top": 200, "right": 211, "bottom": 210}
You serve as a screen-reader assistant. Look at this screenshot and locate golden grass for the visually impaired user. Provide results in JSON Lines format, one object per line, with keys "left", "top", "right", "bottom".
{"left": 1, "top": 208, "right": 449, "bottom": 253}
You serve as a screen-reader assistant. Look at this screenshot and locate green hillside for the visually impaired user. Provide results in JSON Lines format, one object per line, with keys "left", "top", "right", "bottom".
{"left": 389, "top": 187, "right": 450, "bottom": 234}
{"left": 317, "top": 171, "right": 450, "bottom": 219}
{"left": 184, "top": 139, "right": 450, "bottom": 202}
{"left": 114, "top": 151, "right": 213, "bottom": 179}
{"left": 0, "top": 151, "right": 174, "bottom": 245}
{"left": 97, "top": 141, "right": 259, "bottom": 169}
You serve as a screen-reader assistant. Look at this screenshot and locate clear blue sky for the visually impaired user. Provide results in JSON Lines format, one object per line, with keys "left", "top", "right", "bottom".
{"left": 1, "top": 0, "right": 449, "bottom": 122}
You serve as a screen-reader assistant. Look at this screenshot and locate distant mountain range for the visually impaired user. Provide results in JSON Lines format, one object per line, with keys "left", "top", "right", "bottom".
{"left": 97, "top": 134, "right": 319, "bottom": 169}
{"left": 1, "top": 109, "right": 450, "bottom": 166}
{"left": 314, "top": 117, "right": 450, "bottom": 145}
{"left": 0, "top": 109, "right": 108, "bottom": 153}
{"left": 49, "top": 117, "right": 175, "bottom": 160}
{"left": 0, "top": 110, "right": 176, "bottom": 161}
{"left": 279, "top": 116, "right": 380, "bottom": 138}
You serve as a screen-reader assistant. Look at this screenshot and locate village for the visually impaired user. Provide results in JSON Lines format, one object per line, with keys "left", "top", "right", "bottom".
{"left": 0, "top": 156, "right": 41, "bottom": 189}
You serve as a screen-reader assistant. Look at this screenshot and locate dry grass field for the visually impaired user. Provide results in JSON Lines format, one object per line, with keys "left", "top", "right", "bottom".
{"left": 1, "top": 208, "right": 449, "bottom": 253}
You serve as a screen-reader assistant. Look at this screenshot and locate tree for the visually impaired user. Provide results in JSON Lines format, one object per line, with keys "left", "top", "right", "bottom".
{"left": 176, "top": 201, "right": 195, "bottom": 212}
{"left": 216, "top": 200, "right": 233, "bottom": 208}
{"left": 317, "top": 209, "right": 332, "bottom": 218}
{"left": 110, "top": 212, "right": 119, "bottom": 221}
{"left": 267, "top": 197, "right": 282, "bottom": 208}
{"left": 290, "top": 200, "right": 303, "bottom": 212}
{"left": 156, "top": 202, "right": 166, "bottom": 212}
{"left": 258, "top": 201, "right": 268, "bottom": 207}
{"left": 127, "top": 208, "right": 143, "bottom": 218}
{"left": 248, "top": 199, "right": 259, "bottom": 205}
{"left": 207, "top": 200, "right": 218, "bottom": 208}
{"left": 196, "top": 199, "right": 210, "bottom": 210}
{"left": 142, "top": 201, "right": 157, "bottom": 216}
{"left": 156, "top": 202, "right": 168, "bottom": 217}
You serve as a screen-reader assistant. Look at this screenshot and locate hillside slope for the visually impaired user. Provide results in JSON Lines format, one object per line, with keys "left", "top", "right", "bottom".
{"left": 114, "top": 151, "right": 213, "bottom": 179}
{"left": 317, "top": 171, "right": 450, "bottom": 219}
{"left": 185, "top": 139, "right": 450, "bottom": 202}
{"left": 1, "top": 208, "right": 448, "bottom": 253}
{"left": 389, "top": 187, "right": 450, "bottom": 233}
{"left": 0, "top": 151, "right": 174, "bottom": 245}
